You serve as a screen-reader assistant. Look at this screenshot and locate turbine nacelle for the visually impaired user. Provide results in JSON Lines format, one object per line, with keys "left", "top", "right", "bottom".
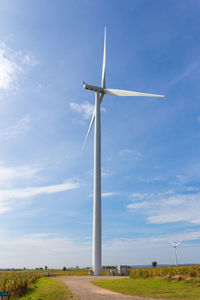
{"left": 83, "top": 82, "right": 104, "bottom": 94}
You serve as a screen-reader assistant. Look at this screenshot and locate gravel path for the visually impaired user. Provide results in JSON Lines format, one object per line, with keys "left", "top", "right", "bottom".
{"left": 55, "top": 276, "right": 158, "bottom": 300}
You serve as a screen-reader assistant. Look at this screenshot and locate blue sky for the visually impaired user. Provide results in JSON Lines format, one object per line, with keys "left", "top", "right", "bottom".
{"left": 0, "top": 0, "right": 200, "bottom": 268}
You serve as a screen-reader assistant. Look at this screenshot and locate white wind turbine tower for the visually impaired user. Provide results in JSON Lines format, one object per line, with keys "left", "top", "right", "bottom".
{"left": 83, "top": 27, "right": 165, "bottom": 276}
{"left": 170, "top": 241, "right": 181, "bottom": 266}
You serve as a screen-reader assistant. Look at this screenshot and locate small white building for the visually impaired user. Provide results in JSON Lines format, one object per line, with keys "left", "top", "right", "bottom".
{"left": 118, "top": 265, "right": 128, "bottom": 276}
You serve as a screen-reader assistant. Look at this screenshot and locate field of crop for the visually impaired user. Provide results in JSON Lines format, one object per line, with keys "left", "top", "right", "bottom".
{"left": 0, "top": 268, "right": 89, "bottom": 299}
{"left": 0, "top": 271, "right": 40, "bottom": 299}
{"left": 1, "top": 265, "right": 200, "bottom": 299}
{"left": 129, "top": 264, "right": 200, "bottom": 279}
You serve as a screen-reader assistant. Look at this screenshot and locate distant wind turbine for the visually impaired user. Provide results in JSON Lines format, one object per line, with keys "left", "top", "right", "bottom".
{"left": 83, "top": 27, "right": 165, "bottom": 276}
{"left": 170, "top": 241, "right": 181, "bottom": 266}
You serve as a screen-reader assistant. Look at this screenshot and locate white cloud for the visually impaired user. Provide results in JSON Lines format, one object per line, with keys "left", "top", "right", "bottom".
{"left": 0, "top": 180, "right": 80, "bottom": 214}
{"left": 105, "top": 230, "right": 200, "bottom": 249}
{"left": 102, "top": 192, "right": 118, "bottom": 197}
{"left": 0, "top": 115, "right": 30, "bottom": 139}
{"left": 1, "top": 181, "right": 80, "bottom": 200}
{"left": 26, "top": 233, "right": 60, "bottom": 238}
{"left": 137, "top": 176, "right": 163, "bottom": 183}
{"left": 104, "top": 231, "right": 200, "bottom": 255}
{"left": 183, "top": 186, "right": 199, "bottom": 192}
{"left": 70, "top": 101, "right": 106, "bottom": 123}
{"left": 0, "top": 43, "right": 37, "bottom": 91}
{"left": 102, "top": 168, "right": 112, "bottom": 177}
{"left": 70, "top": 101, "right": 94, "bottom": 120}
{"left": 0, "top": 47, "right": 19, "bottom": 90}
{"left": 119, "top": 148, "right": 141, "bottom": 159}
{"left": 87, "top": 168, "right": 112, "bottom": 177}
{"left": 89, "top": 192, "right": 117, "bottom": 198}
{"left": 0, "top": 163, "right": 41, "bottom": 187}
{"left": 103, "top": 231, "right": 200, "bottom": 265}
{"left": 166, "top": 61, "right": 199, "bottom": 88}
{"left": 22, "top": 53, "right": 37, "bottom": 67}
{"left": 128, "top": 201, "right": 150, "bottom": 210}
{"left": 129, "top": 192, "right": 152, "bottom": 201}
{"left": 0, "top": 229, "right": 199, "bottom": 268}
{"left": 0, "top": 231, "right": 90, "bottom": 268}
{"left": 120, "top": 148, "right": 133, "bottom": 155}
{"left": 127, "top": 191, "right": 200, "bottom": 225}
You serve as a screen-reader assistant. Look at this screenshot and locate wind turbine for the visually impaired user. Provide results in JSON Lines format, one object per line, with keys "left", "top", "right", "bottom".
{"left": 83, "top": 27, "right": 165, "bottom": 276}
{"left": 170, "top": 241, "right": 181, "bottom": 266}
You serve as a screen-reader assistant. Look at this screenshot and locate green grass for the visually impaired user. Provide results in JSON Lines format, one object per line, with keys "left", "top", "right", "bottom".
{"left": 19, "top": 277, "right": 73, "bottom": 300}
{"left": 94, "top": 277, "right": 200, "bottom": 299}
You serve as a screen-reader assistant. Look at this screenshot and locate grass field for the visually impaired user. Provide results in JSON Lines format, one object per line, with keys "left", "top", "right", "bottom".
{"left": 19, "top": 277, "right": 73, "bottom": 299}
{"left": 94, "top": 277, "right": 200, "bottom": 299}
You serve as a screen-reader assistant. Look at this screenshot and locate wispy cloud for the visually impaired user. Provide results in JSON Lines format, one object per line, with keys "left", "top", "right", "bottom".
{"left": 0, "top": 180, "right": 80, "bottom": 214}
{"left": 129, "top": 192, "right": 151, "bottom": 201}
{"left": 166, "top": 61, "right": 200, "bottom": 88}
{"left": 102, "top": 192, "right": 118, "bottom": 197}
{"left": 0, "top": 163, "right": 41, "bottom": 187}
{"left": 26, "top": 233, "right": 61, "bottom": 238}
{"left": 137, "top": 176, "right": 163, "bottom": 183}
{"left": 0, "top": 115, "right": 30, "bottom": 139}
{"left": 127, "top": 191, "right": 200, "bottom": 225}
{"left": 0, "top": 46, "right": 19, "bottom": 90}
{"left": 119, "top": 148, "right": 141, "bottom": 159}
{"left": 70, "top": 101, "right": 94, "bottom": 120}
{"left": 70, "top": 101, "right": 106, "bottom": 124}
{"left": 0, "top": 43, "right": 37, "bottom": 91}
{"left": 86, "top": 168, "right": 112, "bottom": 177}
{"left": 89, "top": 192, "right": 117, "bottom": 198}
{"left": 102, "top": 168, "right": 112, "bottom": 177}
{"left": 0, "top": 231, "right": 90, "bottom": 268}
{"left": 22, "top": 53, "right": 37, "bottom": 67}
{"left": 104, "top": 231, "right": 200, "bottom": 250}
{"left": 102, "top": 231, "right": 200, "bottom": 265}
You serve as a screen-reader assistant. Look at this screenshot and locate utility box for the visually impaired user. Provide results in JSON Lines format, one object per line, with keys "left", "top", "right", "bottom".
{"left": 118, "top": 265, "right": 128, "bottom": 276}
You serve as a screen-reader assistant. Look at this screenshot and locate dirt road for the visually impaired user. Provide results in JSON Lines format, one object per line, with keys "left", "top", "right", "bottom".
{"left": 56, "top": 276, "right": 157, "bottom": 300}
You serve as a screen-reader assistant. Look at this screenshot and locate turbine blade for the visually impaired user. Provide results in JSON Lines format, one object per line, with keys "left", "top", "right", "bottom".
{"left": 82, "top": 110, "right": 95, "bottom": 151}
{"left": 176, "top": 241, "right": 181, "bottom": 246}
{"left": 104, "top": 88, "right": 165, "bottom": 98}
{"left": 169, "top": 240, "right": 175, "bottom": 246}
{"left": 101, "top": 27, "right": 106, "bottom": 88}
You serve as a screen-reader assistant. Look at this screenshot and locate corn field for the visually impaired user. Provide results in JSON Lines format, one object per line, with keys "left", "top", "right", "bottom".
{"left": 0, "top": 272, "right": 40, "bottom": 299}
{"left": 130, "top": 265, "right": 200, "bottom": 279}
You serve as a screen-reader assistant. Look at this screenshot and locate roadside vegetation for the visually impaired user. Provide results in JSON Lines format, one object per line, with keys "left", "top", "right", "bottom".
{"left": 19, "top": 277, "right": 72, "bottom": 300}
